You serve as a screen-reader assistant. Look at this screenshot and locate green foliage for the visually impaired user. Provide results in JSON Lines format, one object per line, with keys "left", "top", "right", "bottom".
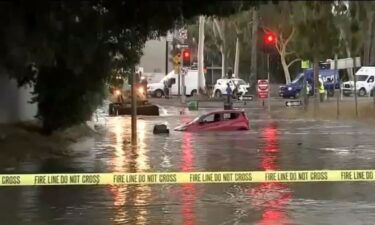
{"left": 0, "top": 1, "right": 263, "bottom": 134}
{"left": 293, "top": 1, "right": 340, "bottom": 61}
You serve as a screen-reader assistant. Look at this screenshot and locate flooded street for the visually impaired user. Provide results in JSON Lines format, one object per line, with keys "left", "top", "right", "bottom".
{"left": 1, "top": 104, "right": 375, "bottom": 225}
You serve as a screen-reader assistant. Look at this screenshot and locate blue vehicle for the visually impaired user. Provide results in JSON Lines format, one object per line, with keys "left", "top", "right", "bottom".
{"left": 279, "top": 67, "right": 339, "bottom": 99}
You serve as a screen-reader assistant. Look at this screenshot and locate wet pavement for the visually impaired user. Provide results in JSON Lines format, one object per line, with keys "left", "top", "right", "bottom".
{"left": 1, "top": 102, "right": 375, "bottom": 225}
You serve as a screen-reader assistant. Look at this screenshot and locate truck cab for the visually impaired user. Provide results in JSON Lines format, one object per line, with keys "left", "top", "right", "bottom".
{"left": 342, "top": 67, "right": 375, "bottom": 97}
{"left": 279, "top": 67, "right": 338, "bottom": 99}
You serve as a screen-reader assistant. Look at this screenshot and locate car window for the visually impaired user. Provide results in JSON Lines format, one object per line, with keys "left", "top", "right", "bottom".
{"left": 357, "top": 75, "right": 368, "bottom": 81}
{"left": 233, "top": 79, "right": 246, "bottom": 85}
{"left": 223, "top": 113, "right": 239, "bottom": 120}
{"left": 201, "top": 113, "right": 221, "bottom": 123}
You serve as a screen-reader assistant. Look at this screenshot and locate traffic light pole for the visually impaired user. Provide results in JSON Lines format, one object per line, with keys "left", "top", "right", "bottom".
{"left": 131, "top": 69, "right": 137, "bottom": 145}
{"left": 181, "top": 67, "right": 186, "bottom": 104}
{"left": 267, "top": 53, "right": 271, "bottom": 113}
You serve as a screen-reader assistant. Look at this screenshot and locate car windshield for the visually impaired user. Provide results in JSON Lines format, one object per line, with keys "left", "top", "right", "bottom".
{"left": 357, "top": 75, "right": 369, "bottom": 81}
{"left": 233, "top": 79, "right": 246, "bottom": 85}
{"left": 292, "top": 73, "right": 304, "bottom": 83}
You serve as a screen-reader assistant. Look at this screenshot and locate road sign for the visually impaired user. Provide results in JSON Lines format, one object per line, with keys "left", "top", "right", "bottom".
{"left": 166, "top": 33, "right": 173, "bottom": 42}
{"left": 179, "top": 29, "right": 188, "bottom": 40}
{"left": 329, "top": 57, "right": 361, "bottom": 69}
{"left": 257, "top": 79, "right": 269, "bottom": 99}
{"left": 301, "top": 60, "right": 310, "bottom": 69}
{"left": 285, "top": 100, "right": 303, "bottom": 107}
{"left": 176, "top": 44, "right": 189, "bottom": 49}
{"left": 239, "top": 95, "right": 254, "bottom": 101}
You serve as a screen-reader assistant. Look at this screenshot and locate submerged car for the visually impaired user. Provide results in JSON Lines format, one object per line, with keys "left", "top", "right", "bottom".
{"left": 174, "top": 110, "right": 249, "bottom": 132}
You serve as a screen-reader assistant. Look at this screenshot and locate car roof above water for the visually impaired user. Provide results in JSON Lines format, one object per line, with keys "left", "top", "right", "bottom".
{"left": 205, "top": 110, "right": 245, "bottom": 115}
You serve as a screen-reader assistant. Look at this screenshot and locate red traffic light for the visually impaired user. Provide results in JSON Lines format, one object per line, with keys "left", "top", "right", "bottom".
{"left": 264, "top": 32, "right": 276, "bottom": 45}
{"left": 183, "top": 50, "right": 190, "bottom": 59}
{"left": 182, "top": 49, "right": 191, "bottom": 67}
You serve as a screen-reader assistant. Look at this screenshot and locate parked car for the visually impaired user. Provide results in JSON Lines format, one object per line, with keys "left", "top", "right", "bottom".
{"left": 174, "top": 110, "right": 249, "bottom": 132}
{"left": 212, "top": 78, "right": 250, "bottom": 98}
{"left": 342, "top": 67, "right": 375, "bottom": 97}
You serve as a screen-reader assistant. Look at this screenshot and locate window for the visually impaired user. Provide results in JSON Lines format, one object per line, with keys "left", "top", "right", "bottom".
{"left": 223, "top": 113, "right": 239, "bottom": 120}
{"left": 233, "top": 79, "right": 246, "bottom": 85}
{"left": 201, "top": 114, "right": 221, "bottom": 123}
{"left": 357, "top": 75, "right": 368, "bottom": 81}
{"left": 291, "top": 73, "right": 304, "bottom": 84}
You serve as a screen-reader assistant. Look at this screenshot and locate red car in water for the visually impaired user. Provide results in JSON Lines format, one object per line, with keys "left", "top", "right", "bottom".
{"left": 174, "top": 110, "right": 249, "bottom": 132}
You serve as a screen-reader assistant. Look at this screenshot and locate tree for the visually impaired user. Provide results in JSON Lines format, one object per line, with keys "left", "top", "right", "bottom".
{"left": 259, "top": 2, "right": 301, "bottom": 84}
{"left": 293, "top": 1, "right": 340, "bottom": 112}
{"left": 0, "top": 1, "right": 264, "bottom": 134}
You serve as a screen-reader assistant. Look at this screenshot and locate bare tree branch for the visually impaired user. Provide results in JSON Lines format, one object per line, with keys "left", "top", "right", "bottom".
{"left": 287, "top": 58, "right": 301, "bottom": 68}
{"left": 213, "top": 18, "right": 224, "bottom": 41}
{"left": 285, "top": 51, "right": 296, "bottom": 56}
{"left": 284, "top": 26, "right": 295, "bottom": 46}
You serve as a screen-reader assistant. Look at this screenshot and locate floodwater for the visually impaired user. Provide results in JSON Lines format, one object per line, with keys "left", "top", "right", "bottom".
{"left": 1, "top": 104, "right": 375, "bottom": 225}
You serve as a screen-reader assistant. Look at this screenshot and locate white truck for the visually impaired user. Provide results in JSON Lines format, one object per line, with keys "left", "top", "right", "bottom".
{"left": 147, "top": 69, "right": 205, "bottom": 97}
{"left": 342, "top": 67, "right": 375, "bottom": 97}
{"left": 212, "top": 78, "right": 250, "bottom": 98}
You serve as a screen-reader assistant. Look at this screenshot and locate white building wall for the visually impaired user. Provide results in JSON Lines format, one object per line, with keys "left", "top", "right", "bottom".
{"left": 0, "top": 73, "right": 37, "bottom": 123}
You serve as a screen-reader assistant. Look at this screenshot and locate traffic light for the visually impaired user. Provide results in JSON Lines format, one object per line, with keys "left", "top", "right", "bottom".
{"left": 182, "top": 49, "right": 191, "bottom": 67}
{"left": 261, "top": 32, "right": 277, "bottom": 53}
{"left": 264, "top": 32, "right": 276, "bottom": 45}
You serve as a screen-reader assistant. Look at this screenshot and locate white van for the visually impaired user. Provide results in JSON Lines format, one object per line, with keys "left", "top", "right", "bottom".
{"left": 147, "top": 69, "right": 205, "bottom": 97}
{"left": 342, "top": 67, "right": 375, "bottom": 96}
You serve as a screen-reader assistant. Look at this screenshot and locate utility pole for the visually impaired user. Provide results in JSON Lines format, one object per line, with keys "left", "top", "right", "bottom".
{"left": 353, "top": 57, "right": 358, "bottom": 118}
{"left": 250, "top": 9, "right": 258, "bottom": 94}
{"left": 197, "top": 16, "right": 205, "bottom": 95}
{"left": 313, "top": 58, "right": 319, "bottom": 118}
{"left": 263, "top": 32, "right": 276, "bottom": 112}
{"left": 334, "top": 54, "right": 340, "bottom": 119}
{"left": 165, "top": 40, "right": 168, "bottom": 76}
{"left": 131, "top": 68, "right": 137, "bottom": 145}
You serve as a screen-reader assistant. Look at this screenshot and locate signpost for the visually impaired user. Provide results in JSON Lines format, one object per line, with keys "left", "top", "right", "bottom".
{"left": 179, "top": 29, "right": 188, "bottom": 40}
{"left": 239, "top": 95, "right": 254, "bottom": 101}
{"left": 181, "top": 67, "right": 188, "bottom": 104}
{"left": 176, "top": 44, "right": 189, "bottom": 49}
{"left": 285, "top": 100, "right": 303, "bottom": 107}
{"left": 257, "top": 79, "right": 269, "bottom": 107}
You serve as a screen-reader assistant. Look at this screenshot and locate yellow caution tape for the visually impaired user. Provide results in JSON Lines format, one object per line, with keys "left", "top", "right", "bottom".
{"left": 1, "top": 170, "right": 375, "bottom": 186}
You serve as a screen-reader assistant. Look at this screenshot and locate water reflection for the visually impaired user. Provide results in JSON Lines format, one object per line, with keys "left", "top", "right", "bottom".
{"left": 107, "top": 117, "right": 151, "bottom": 225}
{"left": 251, "top": 121, "right": 292, "bottom": 225}
{"left": 181, "top": 116, "right": 197, "bottom": 225}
